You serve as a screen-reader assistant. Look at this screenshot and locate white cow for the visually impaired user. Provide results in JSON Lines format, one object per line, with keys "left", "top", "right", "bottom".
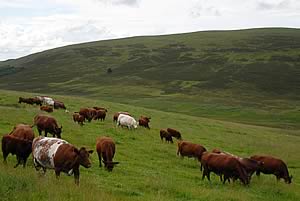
{"left": 36, "top": 96, "right": 54, "bottom": 106}
{"left": 117, "top": 114, "right": 138, "bottom": 129}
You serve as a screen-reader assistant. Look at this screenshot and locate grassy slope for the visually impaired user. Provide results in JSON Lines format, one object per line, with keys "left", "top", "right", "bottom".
{"left": 0, "top": 90, "right": 299, "bottom": 201}
{"left": 0, "top": 28, "right": 299, "bottom": 129}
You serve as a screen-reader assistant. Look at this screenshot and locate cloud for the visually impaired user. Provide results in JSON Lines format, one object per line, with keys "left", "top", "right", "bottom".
{"left": 190, "top": 4, "right": 221, "bottom": 17}
{"left": 94, "top": 0, "right": 139, "bottom": 6}
{"left": 256, "top": 0, "right": 291, "bottom": 10}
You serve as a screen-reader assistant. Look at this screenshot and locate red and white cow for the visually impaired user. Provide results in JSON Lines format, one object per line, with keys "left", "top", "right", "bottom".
{"left": 32, "top": 136, "right": 93, "bottom": 185}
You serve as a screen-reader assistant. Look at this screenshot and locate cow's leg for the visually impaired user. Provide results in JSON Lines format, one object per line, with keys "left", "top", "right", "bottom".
{"left": 3, "top": 152, "right": 8, "bottom": 163}
{"left": 42, "top": 167, "right": 47, "bottom": 175}
{"left": 73, "top": 168, "right": 80, "bottom": 185}
{"left": 55, "top": 168, "right": 61, "bottom": 179}
{"left": 14, "top": 156, "right": 21, "bottom": 168}
{"left": 45, "top": 130, "right": 48, "bottom": 137}
{"left": 98, "top": 153, "right": 102, "bottom": 167}
{"left": 256, "top": 170, "right": 260, "bottom": 176}
{"left": 38, "top": 128, "right": 42, "bottom": 136}
{"left": 22, "top": 157, "right": 27, "bottom": 168}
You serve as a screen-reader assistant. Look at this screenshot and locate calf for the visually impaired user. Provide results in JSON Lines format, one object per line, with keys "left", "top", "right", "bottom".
{"left": 117, "top": 114, "right": 138, "bottom": 129}
{"left": 73, "top": 113, "right": 85, "bottom": 126}
{"left": 250, "top": 155, "right": 292, "bottom": 184}
{"left": 177, "top": 141, "right": 206, "bottom": 161}
{"left": 160, "top": 129, "right": 173, "bottom": 143}
{"left": 167, "top": 128, "right": 182, "bottom": 140}
{"left": 40, "top": 105, "right": 54, "bottom": 113}
{"left": 201, "top": 152, "right": 249, "bottom": 185}
{"left": 2, "top": 134, "right": 32, "bottom": 168}
{"left": 33, "top": 114, "right": 62, "bottom": 138}
{"left": 96, "top": 137, "right": 119, "bottom": 171}
{"left": 54, "top": 100, "right": 66, "bottom": 110}
{"left": 32, "top": 136, "right": 93, "bottom": 185}
{"left": 138, "top": 116, "right": 151, "bottom": 129}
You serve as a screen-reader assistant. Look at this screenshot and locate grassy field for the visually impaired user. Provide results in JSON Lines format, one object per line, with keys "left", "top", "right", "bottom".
{"left": 0, "top": 89, "right": 299, "bottom": 201}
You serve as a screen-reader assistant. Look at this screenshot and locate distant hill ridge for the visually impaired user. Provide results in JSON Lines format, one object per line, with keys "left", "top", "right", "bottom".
{"left": 0, "top": 28, "right": 299, "bottom": 98}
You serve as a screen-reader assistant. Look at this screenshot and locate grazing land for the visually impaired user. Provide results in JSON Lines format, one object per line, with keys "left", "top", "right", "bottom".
{"left": 0, "top": 90, "right": 299, "bottom": 201}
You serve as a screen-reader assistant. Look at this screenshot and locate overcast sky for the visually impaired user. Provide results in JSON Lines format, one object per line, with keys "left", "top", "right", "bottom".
{"left": 0, "top": 0, "right": 299, "bottom": 61}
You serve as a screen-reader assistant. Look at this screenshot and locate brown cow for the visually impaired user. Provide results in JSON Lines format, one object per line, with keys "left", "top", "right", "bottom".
{"left": 96, "top": 136, "right": 119, "bottom": 171}
{"left": 212, "top": 148, "right": 263, "bottom": 182}
{"left": 73, "top": 113, "right": 85, "bottom": 126}
{"left": 167, "top": 128, "right": 182, "bottom": 140}
{"left": 2, "top": 134, "right": 32, "bottom": 168}
{"left": 250, "top": 155, "right": 292, "bottom": 184}
{"left": 32, "top": 97, "right": 42, "bottom": 106}
{"left": 138, "top": 116, "right": 151, "bottom": 129}
{"left": 54, "top": 100, "right": 66, "bottom": 110}
{"left": 79, "top": 108, "right": 96, "bottom": 122}
{"left": 18, "top": 97, "right": 34, "bottom": 105}
{"left": 177, "top": 141, "right": 206, "bottom": 161}
{"left": 201, "top": 152, "right": 249, "bottom": 185}
{"left": 9, "top": 124, "right": 35, "bottom": 141}
{"left": 113, "top": 112, "right": 131, "bottom": 122}
{"left": 94, "top": 110, "right": 106, "bottom": 121}
{"left": 93, "top": 107, "right": 108, "bottom": 112}
{"left": 40, "top": 105, "right": 54, "bottom": 113}
{"left": 32, "top": 136, "right": 93, "bottom": 185}
{"left": 33, "top": 114, "right": 62, "bottom": 138}
{"left": 160, "top": 129, "right": 173, "bottom": 143}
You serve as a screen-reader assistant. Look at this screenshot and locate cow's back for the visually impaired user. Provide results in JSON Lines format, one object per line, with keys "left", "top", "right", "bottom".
{"left": 10, "top": 124, "right": 35, "bottom": 140}
{"left": 32, "top": 137, "right": 68, "bottom": 169}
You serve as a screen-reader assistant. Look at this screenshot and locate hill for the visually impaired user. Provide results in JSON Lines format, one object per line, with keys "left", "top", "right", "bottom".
{"left": 0, "top": 28, "right": 299, "bottom": 128}
{"left": 0, "top": 90, "right": 299, "bottom": 201}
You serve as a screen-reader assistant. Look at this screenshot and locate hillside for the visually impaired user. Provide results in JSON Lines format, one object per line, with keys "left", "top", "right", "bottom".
{"left": 0, "top": 28, "right": 299, "bottom": 128}
{"left": 0, "top": 90, "right": 299, "bottom": 201}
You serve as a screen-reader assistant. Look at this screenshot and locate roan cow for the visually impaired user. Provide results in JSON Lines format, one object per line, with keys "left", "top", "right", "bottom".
{"left": 32, "top": 136, "right": 93, "bottom": 185}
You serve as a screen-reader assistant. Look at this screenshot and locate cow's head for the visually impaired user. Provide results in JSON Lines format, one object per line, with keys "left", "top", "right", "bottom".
{"left": 103, "top": 160, "right": 119, "bottom": 172}
{"left": 77, "top": 147, "right": 93, "bottom": 168}
{"left": 55, "top": 126, "right": 63, "bottom": 138}
{"left": 285, "top": 175, "right": 293, "bottom": 184}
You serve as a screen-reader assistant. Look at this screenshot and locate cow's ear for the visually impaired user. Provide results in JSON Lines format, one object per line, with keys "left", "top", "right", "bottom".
{"left": 88, "top": 150, "right": 94, "bottom": 154}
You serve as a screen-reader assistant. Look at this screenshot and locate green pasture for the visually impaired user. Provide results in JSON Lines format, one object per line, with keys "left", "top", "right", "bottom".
{"left": 0, "top": 90, "right": 299, "bottom": 201}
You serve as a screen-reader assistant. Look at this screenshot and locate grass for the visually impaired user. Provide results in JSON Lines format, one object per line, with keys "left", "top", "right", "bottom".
{"left": 0, "top": 89, "right": 299, "bottom": 201}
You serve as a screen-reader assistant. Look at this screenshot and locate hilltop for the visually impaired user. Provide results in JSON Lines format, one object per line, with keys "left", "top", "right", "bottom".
{"left": 0, "top": 28, "right": 299, "bottom": 128}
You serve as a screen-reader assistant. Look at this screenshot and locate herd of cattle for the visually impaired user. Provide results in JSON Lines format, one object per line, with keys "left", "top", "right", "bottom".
{"left": 1, "top": 96, "right": 293, "bottom": 186}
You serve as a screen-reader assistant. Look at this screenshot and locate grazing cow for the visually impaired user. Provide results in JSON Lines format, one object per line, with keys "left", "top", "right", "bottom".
{"left": 54, "top": 100, "right": 66, "bottom": 110}
{"left": 79, "top": 108, "right": 96, "bottom": 122}
{"left": 32, "top": 136, "right": 93, "bottom": 185}
{"left": 160, "top": 129, "right": 173, "bottom": 143}
{"left": 37, "top": 96, "right": 55, "bottom": 106}
{"left": 167, "top": 128, "right": 182, "bottom": 140}
{"left": 40, "top": 105, "right": 54, "bottom": 113}
{"left": 33, "top": 114, "right": 62, "bottom": 138}
{"left": 138, "top": 116, "right": 151, "bottom": 129}
{"left": 96, "top": 137, "right": 119, "bottom": 171}
{"left": 9, "top": 124, "right": 35, "bottom": 141}
{"left": 117, "top": 114, "right": 138, "bottom": 129}
{"left": 113, "top": 112, "right": 131, "bottom": 122}
{"left": 250, "top": 155, "right": 292, "bottom": 184}
{"left": 32, "top": 97, "right": 42, "bottom": 106}
{"left": 2, "top": 134, "right": 32, "bottom": 168}
{"left": 94, "top": 110, "right": 106, "bottom": 121}
{"left": 93, "top": 107, "right": 108, "bottom": 112}
{"left": 177, "top": 141, "right": 206, "bottom": 161}
{"left": 212, "top": 148, "right": 263, "bottom": 182}
{"left": 73, "top": 113, "right": 85, "bottom": 126}
{"left": 18, "top": 97, "right": 34, "bottom": 105}
{"left": 201, "top": 152, "right": 249, "bottom": 185}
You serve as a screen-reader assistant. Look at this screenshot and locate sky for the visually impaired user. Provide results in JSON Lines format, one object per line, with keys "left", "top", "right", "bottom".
{"left": 0, "top": 0, "right": 299, "bottom": 61}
